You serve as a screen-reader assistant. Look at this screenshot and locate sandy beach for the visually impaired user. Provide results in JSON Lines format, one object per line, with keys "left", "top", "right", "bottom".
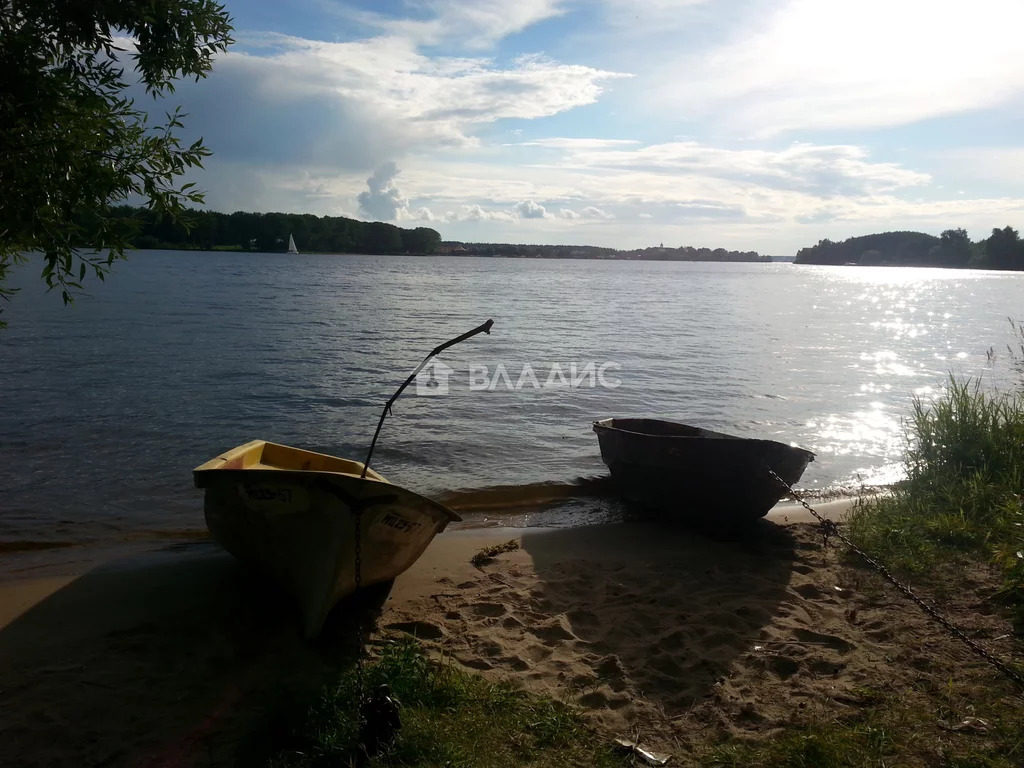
{"left": 1, "top": 499, "right": 1016, "bottom": 767}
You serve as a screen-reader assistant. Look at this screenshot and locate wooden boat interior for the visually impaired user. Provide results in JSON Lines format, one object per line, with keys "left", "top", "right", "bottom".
{"left": 194, "top": 440, "right": 387, "bottom": 483}
{"left": 601, "top": 418, "right": 730, "bottom": 439}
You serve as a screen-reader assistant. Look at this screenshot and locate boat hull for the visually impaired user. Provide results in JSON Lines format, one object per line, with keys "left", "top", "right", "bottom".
{"left": 194, "top": 441, "right": 460, "bottom": 637}
{"left": 593, "top": 418, "right": 814, "bottom": 523}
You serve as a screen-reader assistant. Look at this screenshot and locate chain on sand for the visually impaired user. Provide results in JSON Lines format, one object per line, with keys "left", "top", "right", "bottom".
{"left": 766, "top": 468, "right": 1024, "bottom": 693}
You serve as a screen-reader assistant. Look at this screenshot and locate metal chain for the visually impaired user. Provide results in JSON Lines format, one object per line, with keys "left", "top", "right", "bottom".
{"left": 767, "top": 468, "right": 1024, "bottom": 692}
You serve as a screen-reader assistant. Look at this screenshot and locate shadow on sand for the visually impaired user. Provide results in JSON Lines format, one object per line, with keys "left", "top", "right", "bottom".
{"left": 0, "top": 543, "right": 385, "bottom": 767}
{"left": 517, "top": 516, "right": 797, "bottom": 716}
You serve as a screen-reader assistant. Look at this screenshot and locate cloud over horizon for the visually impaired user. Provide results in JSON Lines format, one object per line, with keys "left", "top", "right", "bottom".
{"left": 162, "top": 0, "right": 1024, "bottom": 252}
{"left": 358, "top": 162, "right": 407, "bottom": 220}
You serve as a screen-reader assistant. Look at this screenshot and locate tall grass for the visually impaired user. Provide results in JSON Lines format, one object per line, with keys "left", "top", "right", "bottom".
{"left": 848, "top": 377, "right": 1024, "bottom": 623}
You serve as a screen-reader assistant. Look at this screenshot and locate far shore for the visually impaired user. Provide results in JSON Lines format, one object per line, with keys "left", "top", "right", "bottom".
{"left": 124, "top": 246, "right": 784, "bottom": 263}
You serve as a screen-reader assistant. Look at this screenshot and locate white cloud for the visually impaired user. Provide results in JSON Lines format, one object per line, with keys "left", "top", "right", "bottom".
{"left": 171, "top": 34, "right": 627, "bottom": 174}
{"left": 353, "top": 0, "right": 567, "bottom": 50}
{"left": 518, "top": 138, "right": 929, "bottom": 196}
{"left": 394, "top": 142, "right": 1019, "bottom": 251}
{"left": 206, "top": 137, "right": 999, "bottom": 251}
{"left": 661, "top": 0, "right": 1024, "bottom": 135}
{"left": 558, "top": 205, "right": 614, "bottom": 219}
{"left": 358, "top": 162, "right": 407, "bottom": 220}
{"left": 514, "top": 200, "right": 548, "bottom": 219}
{"left": 410, "top": 206, "right": 436, "bottom": 222}
{"left": 516, "top": 138, "right": 642, "bottom": 149}
{"left": 443, "top": 204, "right": 516, "bottom": 223}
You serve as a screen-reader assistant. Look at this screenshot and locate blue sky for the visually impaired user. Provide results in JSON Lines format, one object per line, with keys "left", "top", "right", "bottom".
{"left": 165, "top": 0, "right": 1024, "bottom": 253}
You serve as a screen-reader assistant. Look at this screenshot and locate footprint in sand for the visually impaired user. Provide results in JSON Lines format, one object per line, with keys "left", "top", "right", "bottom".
{"left": 867, "top": 625, "right": 895, "bottom": 641}
{"left": 470, "top": 602, "right": 507, "bottom": 618}
{"left": 792, "top": 582, "right": 826, "bottom": 600}
{"left": 523, "top": 643, "right": 552, "bottom": 662}
{"left": 535, "top": 618, "right": 577, "bottom": 645}
{"left": 809, "top": 659, "right": 846, "bottom": 676}
{"left": 767, "top": 655, "right": 800, "bottom": 679}
{"left": 793, "top": 628, "right": 855, "bottom": 653}
{"left": 595, "top": 655, "right": 629, "bottom": 691}
{"left": 458, "top": 656, "right": 493, "bottom": 671}
{"left": 570, "top": 672, "right": 597, "bottom": 688}
{"left": 566, "top": 608, "right": 599, "bottom": 629}
{"left": 501, "top": 615, "right": 524, "bottom": 630}
{"left": 578, "top": 689, "right": 632, "bottom": 710}
{"left": 477, "top": 640, "right": 504, "bottom": 658}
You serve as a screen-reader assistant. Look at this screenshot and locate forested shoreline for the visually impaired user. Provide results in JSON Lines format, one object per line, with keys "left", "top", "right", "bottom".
{"left": 116, "top": 204, "right": 1024, "bottom": 271}
{"left": 116, "top": 205, "right": 769, "bottom": 261}
{"left": 445, "top": 242, "right": 770, "bottom": 261}
{"left": 794, "top": 227, "right": 1024, "bottom": 269}
{"left": 114, "top": 206, "right": 443, "bottom": 255}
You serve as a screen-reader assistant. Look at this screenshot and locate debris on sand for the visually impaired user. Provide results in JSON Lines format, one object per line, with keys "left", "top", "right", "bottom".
{"left": 471, "top": 539, "right": 520, "bottom": 567}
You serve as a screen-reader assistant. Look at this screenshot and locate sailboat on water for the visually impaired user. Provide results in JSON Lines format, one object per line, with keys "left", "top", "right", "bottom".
{"left": 287, "top": 234, "right": 299, "bottom": 254}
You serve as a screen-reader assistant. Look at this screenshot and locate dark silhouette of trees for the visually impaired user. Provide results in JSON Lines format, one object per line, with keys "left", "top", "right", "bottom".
{"left": 937, "top": 228, "right": 973, "bottom": 267}
{"left": 0, "top": 0, "right": 233, "bottom": 327}
{"left": 114, "top": 206, "right": 441, "bottom": 255}
{"left": 983, "top": 226, "right": 1024, "bottom": 270}
{"left": 795, "top": 232, "right": 940, "bottom": 265}
{"left": 451, "top": 242, "right": 768, "bottom": 262}
{"left": 795, "top": 227, "right": 1024, "bottom": 271}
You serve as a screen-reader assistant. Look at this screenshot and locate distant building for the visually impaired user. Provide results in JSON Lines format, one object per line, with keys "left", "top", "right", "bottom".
{"left": 435, "top": 244, "right": 469, "bottom": 255}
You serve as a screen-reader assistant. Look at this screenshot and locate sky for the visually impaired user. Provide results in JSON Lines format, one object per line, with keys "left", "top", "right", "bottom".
{"left": 162, "top": 0, "right": 1024, "bottom": 254}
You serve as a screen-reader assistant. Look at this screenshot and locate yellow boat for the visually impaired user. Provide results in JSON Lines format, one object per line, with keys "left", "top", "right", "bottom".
{"left": 194, "top": 440, "right": 461, "bottom": 638}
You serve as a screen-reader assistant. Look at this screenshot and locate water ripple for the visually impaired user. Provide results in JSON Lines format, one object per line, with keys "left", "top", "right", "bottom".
{"left": 1, "top": 254, "right": 1022, "bottom": 543}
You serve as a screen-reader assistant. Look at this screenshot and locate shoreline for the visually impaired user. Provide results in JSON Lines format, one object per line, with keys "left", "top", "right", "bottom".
{"left": 0, "top": 495, "right": 861, "bottom": 586}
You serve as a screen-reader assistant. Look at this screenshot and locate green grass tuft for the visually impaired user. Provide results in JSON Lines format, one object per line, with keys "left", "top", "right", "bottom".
{"left": 704, "top": 686, "right": 1024, "bottom": 768}
{"left": 267, "top": 637, "right": 621, "bottom": 767}
{"left": 847, "top": 377, "right": 1024, "bottom": 623}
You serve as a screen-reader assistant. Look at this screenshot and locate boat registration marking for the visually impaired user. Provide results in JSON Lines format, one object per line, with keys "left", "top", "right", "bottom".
{"left": 379, "top": 512, "right": 422, "bottom": 534}
{"left": 238, "top": 483, "right": 308, "bottom": 515}
{"left": 244, "top": 485, "right": 293, "bottom": 503}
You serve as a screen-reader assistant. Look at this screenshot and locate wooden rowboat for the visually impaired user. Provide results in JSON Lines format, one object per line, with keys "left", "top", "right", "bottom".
{"left": 194, "top": 440, "right": 460, "bottom": 638}
{"left": 593, "top": 418, "right": 814, "bottom": 523}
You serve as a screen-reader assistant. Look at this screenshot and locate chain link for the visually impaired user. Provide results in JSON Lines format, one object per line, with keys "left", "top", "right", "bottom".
{"left": 767, "top": 467, "right": 1024, "bottom": 692}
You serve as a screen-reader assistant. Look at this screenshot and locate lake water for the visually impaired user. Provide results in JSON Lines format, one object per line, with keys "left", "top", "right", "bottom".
{"left": 2, "top": 251, "right": 1023, "bottom": 553}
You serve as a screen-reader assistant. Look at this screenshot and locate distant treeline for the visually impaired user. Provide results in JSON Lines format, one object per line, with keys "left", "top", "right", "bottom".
{"left": 794, "top": 227, "right": 1024, "bottom": 270}
{"left": 112, "top": 206, "right": 442, "bottom": 255}
{"left": 447, "top": 242, "right": 769, "bottom": 262}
